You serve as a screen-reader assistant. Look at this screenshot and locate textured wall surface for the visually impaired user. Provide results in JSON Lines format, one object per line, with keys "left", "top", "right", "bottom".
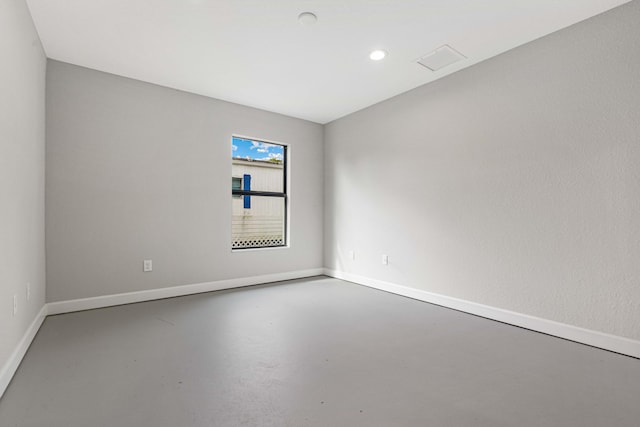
{"left": 325, "top": 1, "right": 640, "bottom": 340}
{"left": 0, "top": 0, "right": 46, "bottom": 371}
{"left": 46, "top": 61, "right": 323, "bottom": 302}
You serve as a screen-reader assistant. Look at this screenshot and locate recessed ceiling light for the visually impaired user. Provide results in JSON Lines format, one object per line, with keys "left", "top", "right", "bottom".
{"left": 369, "top": 50, "right": 387, "bottom": 61}
{"left": 298, "top": 12, "right": 317, "bottom": 25}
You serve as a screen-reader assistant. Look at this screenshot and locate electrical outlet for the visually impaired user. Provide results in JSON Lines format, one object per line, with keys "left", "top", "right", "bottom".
{"left": 381, "top": 254, "right": 389, "bottom": 265}
{"left": 27, "top": 282, "right": 31, "bottom": 301}
{"left": 13, "top": 295, "right": 18, "bottom": 316}
{"left": 143, "top": 259, "right": 153, "bottom": 272}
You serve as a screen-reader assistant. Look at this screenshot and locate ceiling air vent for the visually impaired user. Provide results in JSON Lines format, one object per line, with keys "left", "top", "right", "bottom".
{"left": 417, "top": 45, "right": 466, "bottom": 71}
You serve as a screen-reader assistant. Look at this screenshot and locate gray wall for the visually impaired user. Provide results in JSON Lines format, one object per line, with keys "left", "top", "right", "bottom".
{"left": 46, "top": 61, "right": 323, "bottom": 302}
{"left": 325, "top": 1, "right": 640, "bottom": 341}
{"left": 0, "top": 0, "right": 46, "bottom": 369}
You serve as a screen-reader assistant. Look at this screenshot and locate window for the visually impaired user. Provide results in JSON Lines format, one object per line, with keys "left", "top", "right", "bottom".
{"left": 231, "top": 136, "right": 287, "bottom": 249}
{"left": 232, "top": 177, "right": 242, "bottom": 198}
{"left": 232, "top": 177, "right": 242, "bottom": 191}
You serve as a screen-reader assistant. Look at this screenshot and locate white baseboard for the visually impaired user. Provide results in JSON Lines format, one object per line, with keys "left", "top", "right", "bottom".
{"left": 47, "top": 268, "right": 324, "bottom": 315}
{"left": 0, "top": 304, "right": 48, "bottom": 399}
{"left": 324, "top": 268, "right": 640, "bottom": 359}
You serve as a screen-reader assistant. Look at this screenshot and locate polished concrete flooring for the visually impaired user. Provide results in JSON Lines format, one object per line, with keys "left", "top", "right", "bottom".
{"left": 1, "top": 276, "right": 639, "bottom": 426}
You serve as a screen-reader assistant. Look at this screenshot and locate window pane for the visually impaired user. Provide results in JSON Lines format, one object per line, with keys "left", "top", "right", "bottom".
{"left": 232, "top": 177, "right": 241, "bottom": 191}
{"left": 231, "top": 177, "right": 242, "bottom": 198}
{"left": 232, "top": 137, "right": 284, "bottom": 193}
{"left": 232, "top": 196, "right": 285, "bottom": 249}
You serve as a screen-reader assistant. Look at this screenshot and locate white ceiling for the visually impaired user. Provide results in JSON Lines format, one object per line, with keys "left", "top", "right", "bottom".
{"left": 26, "top": 0, "right": 630, "bottom": 124}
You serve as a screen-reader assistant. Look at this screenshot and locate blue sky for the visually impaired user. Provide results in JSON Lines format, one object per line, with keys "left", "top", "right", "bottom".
{"left": 232, "top": 137, "right": 284, "bottom": 162}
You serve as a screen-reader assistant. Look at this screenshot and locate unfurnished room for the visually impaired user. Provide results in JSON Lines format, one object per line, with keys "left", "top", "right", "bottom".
{"left": 1, "top": 0, "right": 640, "bottom": 426}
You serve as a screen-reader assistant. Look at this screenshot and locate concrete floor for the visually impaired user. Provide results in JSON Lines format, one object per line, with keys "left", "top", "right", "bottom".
{"left": 1, "top": 276, "right": 639, "bottom": 426}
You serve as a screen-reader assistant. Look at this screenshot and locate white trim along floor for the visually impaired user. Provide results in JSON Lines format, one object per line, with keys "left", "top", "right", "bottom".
{"left": 1, "top": 273, "right": 639, "bottom": 426}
